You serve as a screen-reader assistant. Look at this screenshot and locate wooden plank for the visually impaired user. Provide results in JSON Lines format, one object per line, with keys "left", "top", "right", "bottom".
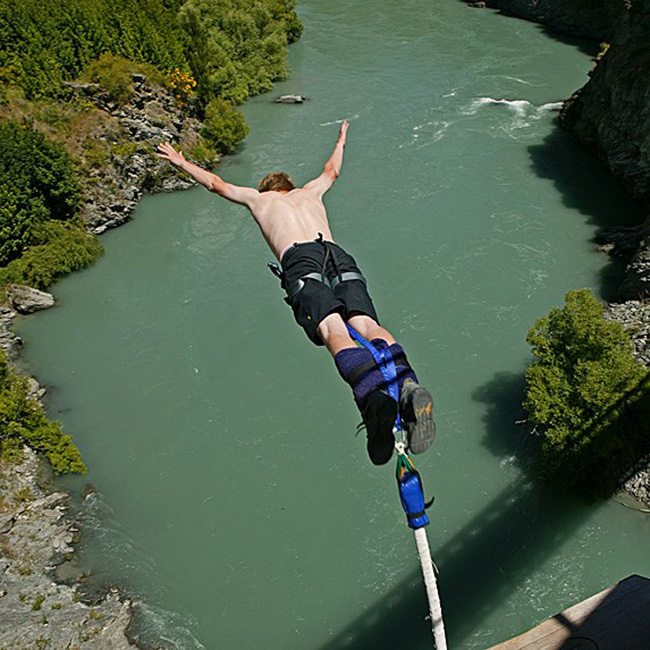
{"left": 488, "top": 575, "right": 650, "bottom": 650}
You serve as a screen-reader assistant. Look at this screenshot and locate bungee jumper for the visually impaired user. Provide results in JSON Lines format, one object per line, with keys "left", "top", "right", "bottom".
{"left": 157, "top": 121, "right": 436, "bottom": 466}
{"left": 158, "top": 121, "right": 447, "bottom": 647}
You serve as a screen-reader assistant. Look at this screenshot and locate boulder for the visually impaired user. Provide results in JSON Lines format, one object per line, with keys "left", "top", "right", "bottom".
{"left": 276, "top": 94, "right": 306, "bottom": 104}
{"left": 6, "top": 285, "right": 55, "bottom": 314}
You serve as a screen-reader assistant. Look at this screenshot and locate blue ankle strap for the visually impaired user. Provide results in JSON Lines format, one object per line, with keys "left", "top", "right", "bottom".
{"left": 346, "top": 324, "right": 402, "bottom": 432}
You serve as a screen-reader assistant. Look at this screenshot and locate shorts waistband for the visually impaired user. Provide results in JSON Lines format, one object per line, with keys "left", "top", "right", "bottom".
{"left": 280, "top": 237, "right": 339, "bottom": 265}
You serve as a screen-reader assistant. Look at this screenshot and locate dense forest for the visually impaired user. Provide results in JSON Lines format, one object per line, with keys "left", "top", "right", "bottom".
{"left": 0, "top": 0, "right": 301, "bottom": 469}
{"left": 0, "top": 0, "right": 301, "bottom": 104}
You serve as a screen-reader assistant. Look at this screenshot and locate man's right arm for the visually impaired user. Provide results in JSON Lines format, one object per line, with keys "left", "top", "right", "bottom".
{"left": 157, "top": 143, "right": 259, "bottom": 208}
{"left": 303, "top": 120, "right": 349, "bottom": 196}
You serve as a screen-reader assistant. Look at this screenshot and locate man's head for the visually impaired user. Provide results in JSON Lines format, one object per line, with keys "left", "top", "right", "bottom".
{"left": 258, "top": 171, "right": 295, "bottom": 193}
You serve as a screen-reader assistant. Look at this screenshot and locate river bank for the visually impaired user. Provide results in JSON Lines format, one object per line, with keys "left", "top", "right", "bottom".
{"left": 468, "top": 0, "right": 650, "bottom": 505}
{"left": 1, "top": 1, "right": 303, "bottom": 644}
{"left": 0, "top": 77, "right": 203, "bottom": 647}
{"left": 0, "top": 447, "right": 137, "bottom": 649}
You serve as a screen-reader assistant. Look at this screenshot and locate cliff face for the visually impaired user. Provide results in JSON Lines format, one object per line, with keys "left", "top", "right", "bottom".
{"left": 63, "top": 78, "right": 211, "bottom": 234}
{"left": 466, "top": 0, "right": 629, "bottom": 40}
{"left": 561, "top": 0, "right": 650, "bottom": 299}
{"left": 561, "top": 0, "right": 650, "bottom": 203}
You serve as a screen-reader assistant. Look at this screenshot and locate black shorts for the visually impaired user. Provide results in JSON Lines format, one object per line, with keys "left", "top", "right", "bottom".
{"left": 279, "top": 239, "right": 380, "bottom": 346}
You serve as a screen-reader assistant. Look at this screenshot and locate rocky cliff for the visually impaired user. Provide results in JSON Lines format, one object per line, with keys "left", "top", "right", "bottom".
{"left": 0, "top": 449, "right": 138, "bottom": 649}
{"left": 561, "top": 0, "right": 650, "bottom": 300}
{"left": 65, "top": 77, "right": 213, "bottom": 233}
{"left": 465, "top": 0, "right": 630, "bottom": 40}
{"left": 561, "top": 0, "right": 650, "bottom": 205}
{"left": 554, "top": 0, "right": 650, "bottom": 505}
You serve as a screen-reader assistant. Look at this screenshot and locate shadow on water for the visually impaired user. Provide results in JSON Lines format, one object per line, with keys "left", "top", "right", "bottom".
{"left": 460, "top": 3, "right": 600, "bottom": 57}
{"left": 533, "top": 24, "right": 600, "bottom": 58}
{"left": 528, "top": 124, "right": 646, "bottom": 302}
{"left": 318, "top": 370, "right": 596, "bottom": 650}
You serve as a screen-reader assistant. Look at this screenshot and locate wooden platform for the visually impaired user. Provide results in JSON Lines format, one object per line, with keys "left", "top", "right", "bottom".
{"left": 488, "top": 574, "right": 650, "bottom": 650}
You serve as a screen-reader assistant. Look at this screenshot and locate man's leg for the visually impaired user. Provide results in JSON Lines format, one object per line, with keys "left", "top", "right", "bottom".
{"left": 346, "top": 314, "right": 396, "bottom": 345}
{"left": 315, "top": 312, "right": 397, "bottom": 464}
{"left": 343, "top": 314, "right": 436, "bottom": 458}
{"left": 316, "top": 312, "right": 356, "bottom": 356}
{"left": 317, "top": 313, "right": 398, "bottom": 354}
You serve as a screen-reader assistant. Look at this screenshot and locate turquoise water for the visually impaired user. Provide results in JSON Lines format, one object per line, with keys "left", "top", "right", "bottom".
{"left": 16, "top": 1, "right": 650, "bottom": 648}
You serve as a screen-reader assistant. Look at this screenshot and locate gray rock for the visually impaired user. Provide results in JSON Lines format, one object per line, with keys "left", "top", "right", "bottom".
{"left": 76, "top": 82, "right": 211, "bottom": 230}
{"left": 621, "top": 235, "right": 650, "bottom": 301}
{"left": 26, "top": 377, "right": 46, "bottom": 402}
{"left": 6, "top": 285, "right": 55, "bottom": 314}
{"left": 63, "top": 81, "right": 101, "bottom": 95}
{"left": 0, "top": 513, "right": 15, "bottom": 534}
{"left": 276, "top": 94, "right": 306, "bottom": 103}
{"left": 0, "top": 451, "right": 138, "bottom": 648}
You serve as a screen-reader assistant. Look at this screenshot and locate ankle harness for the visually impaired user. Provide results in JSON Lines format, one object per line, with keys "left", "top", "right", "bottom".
{"left": 347, "top": 324, "right": 432, "bottom": 530}
{"left": 346, "top": 351, "right": 409, "bottom": 386}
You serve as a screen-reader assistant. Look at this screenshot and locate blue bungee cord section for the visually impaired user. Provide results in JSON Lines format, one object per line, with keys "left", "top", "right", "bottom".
{"left": 346, "top": 325, "right": 447, "bottom": 649}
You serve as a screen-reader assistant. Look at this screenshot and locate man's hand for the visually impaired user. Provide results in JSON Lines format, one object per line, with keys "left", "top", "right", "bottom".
{"left": 157, "top": 142, "right": 186, "bottom": 167}
{"left": 338, "top": 120, "right": 349, "bottom": 145}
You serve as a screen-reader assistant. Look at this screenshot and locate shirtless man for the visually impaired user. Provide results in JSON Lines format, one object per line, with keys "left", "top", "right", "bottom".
{"left": 157, "top": 121, "right": 435, "bottom": 465}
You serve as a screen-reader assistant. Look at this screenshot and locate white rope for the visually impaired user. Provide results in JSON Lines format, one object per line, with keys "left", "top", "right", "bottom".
{"left": 414, "top": 527, "right": 447, "bottom": 650}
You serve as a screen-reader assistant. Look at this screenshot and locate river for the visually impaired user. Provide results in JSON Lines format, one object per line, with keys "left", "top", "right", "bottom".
{"left": 15, "top": 0, "right": 650, "bottom": 648}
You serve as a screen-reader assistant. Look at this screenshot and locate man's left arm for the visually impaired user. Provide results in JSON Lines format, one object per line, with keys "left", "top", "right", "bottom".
{"left": 157, "top": 143, "right": 259, "bottom": 208}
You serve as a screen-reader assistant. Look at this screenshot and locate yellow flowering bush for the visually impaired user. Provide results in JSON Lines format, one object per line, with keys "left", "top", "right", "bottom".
{"left": 169, "top": 68, "right": 197, "bottom": 101}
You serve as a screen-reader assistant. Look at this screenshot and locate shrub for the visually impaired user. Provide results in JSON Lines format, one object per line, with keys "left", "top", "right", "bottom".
{"left": 168, "top": 68, "right": 197, "bottom": 103}
{"left": 83, "top": 54, "right": 166, "bottom": 105}
{"left": 0, "top": 120, "right": 80, "bottom": 265}
{"left": 524, "top": 289, "right": 649, "bottom": 494}
{"left": 0, "top": 221, "right": 103, "bottom": 291}
{"left": 201, "top": 98, "right": 249, "bottom": 154}
{"left": 0, "top": 347, "right": 86, "bottom": 474}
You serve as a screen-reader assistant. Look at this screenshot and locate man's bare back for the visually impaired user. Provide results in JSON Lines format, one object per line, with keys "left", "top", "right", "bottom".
{"left": 246, "top": 187, "right": 334, "bottom": 260}
{"left": 157, "top": 120, "right": 348, "bottom": 260}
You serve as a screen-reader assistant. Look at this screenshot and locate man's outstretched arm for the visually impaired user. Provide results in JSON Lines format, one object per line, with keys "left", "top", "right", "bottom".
{"left": 157, "top": 143, "right": 259, "bottom": 207}
{"left": 303, "top": 120, "right": 349, "bottom": 196}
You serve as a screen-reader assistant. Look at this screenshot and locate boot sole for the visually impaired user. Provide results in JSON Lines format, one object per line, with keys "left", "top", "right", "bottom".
{"left": 402, "top": 386, "right": 436, "bottom": 455}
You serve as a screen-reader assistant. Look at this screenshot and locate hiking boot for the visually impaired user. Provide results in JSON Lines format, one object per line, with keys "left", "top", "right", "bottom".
{"left": 399, "top": 379, "right": 436, "bottom": 454}
{"left": 360, "top": 389, "right": 397, "bottom": 465}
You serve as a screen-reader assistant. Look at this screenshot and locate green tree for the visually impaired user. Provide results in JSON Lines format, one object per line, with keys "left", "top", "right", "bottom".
{"left": 524, "top": 289, "right": 649, "bottom": 493}
{"left": 201, "top": 97, "right": 249, "bottom": 153}
{"left": 178, "top": 0, "right": 296, "bottom": 107}
{"left": 0, "top": 120, "right": 80, "bottom": 266}
{"left": 0, "top": 0, "right": 188, "bottom": 98}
